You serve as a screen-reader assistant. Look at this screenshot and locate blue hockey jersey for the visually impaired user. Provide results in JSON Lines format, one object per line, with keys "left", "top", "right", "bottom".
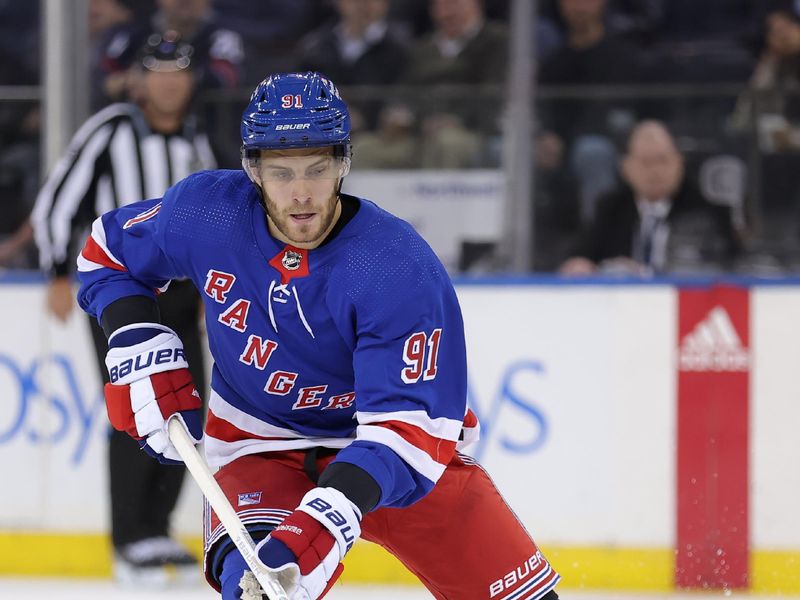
{"left": 77, "top": 169, "right": 477, "bottom": 509}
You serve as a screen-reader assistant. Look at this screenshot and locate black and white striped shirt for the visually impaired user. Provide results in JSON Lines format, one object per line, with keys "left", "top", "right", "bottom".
{"left": 32, "top": 102, "right": 217, "bottom": 275}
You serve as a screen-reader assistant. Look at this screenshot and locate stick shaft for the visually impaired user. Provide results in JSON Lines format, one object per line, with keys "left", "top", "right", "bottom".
{"left": 167, "top": 418, "right": 289, "bottom": 600}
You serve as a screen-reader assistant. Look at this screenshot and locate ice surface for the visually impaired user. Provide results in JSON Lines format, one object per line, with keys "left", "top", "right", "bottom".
{"left": 1, "top": 578, "right": 799, "bottom": 600}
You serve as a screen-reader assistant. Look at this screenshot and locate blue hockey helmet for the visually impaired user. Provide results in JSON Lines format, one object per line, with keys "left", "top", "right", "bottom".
{"left": 241, "top": 72, "right": 352, "bottom": 159}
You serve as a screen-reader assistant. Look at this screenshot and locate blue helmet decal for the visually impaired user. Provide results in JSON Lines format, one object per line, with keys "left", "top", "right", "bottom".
{"left": 241, "top": 72, "right": 351, "bottom": 155}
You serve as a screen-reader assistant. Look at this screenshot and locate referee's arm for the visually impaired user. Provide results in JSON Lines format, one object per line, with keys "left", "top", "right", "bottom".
{"left": 31, "top": 104, "right": 145, "bottom": 278}
{"left": 30, "top": 108, "right": 133, "bottom": 321}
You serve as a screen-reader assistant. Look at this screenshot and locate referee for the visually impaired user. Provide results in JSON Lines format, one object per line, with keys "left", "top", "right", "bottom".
{"left": 31, "top": 31, "right": 215, "bottom": 586}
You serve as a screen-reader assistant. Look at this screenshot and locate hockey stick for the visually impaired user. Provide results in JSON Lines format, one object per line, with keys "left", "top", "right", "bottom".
{"left": 167, "top": 418, "right": 290, "bottom": 600}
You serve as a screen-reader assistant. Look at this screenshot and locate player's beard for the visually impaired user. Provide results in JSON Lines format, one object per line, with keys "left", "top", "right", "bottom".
{"left": 262, "top": 188, "right": 341, "bottom": 248}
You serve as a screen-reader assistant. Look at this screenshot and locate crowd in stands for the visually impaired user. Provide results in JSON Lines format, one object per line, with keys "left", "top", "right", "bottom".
{"left": 3, "top": 0, "right": 800, "bottom": 274}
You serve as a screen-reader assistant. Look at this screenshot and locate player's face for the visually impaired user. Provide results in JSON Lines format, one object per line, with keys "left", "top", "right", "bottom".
{"left": 257, "top": 147, "right": 343, "bottom": 249}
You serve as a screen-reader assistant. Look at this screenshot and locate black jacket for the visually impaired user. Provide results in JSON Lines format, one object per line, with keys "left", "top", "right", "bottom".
{"left": 574, "top": 177, "right": 741, "bottom": 271}
{"left": 298, "top": 25, "right": 408, "bottom": 86}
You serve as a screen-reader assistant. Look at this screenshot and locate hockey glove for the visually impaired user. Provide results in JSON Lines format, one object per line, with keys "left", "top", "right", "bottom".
{"left": 103, "top": 322, "right": 203, "bottom": 464}
{"left": 256, "top": 487, "right": 361, "bottom": 600}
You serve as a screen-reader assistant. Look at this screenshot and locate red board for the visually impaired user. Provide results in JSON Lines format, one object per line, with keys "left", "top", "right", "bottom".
{"left": 676, "top": 286, "right": 749, "bottom": 589}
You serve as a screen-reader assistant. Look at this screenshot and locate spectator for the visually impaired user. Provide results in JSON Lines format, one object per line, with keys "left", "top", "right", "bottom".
{"left": 731, "top": 4, "right": 800, "bottom": 152}
{"left": 93, "top": 0, "right": 244, "bottom": 109}
{"left": 297, "top": 0, "right": 409, "bottom": 127}
{"left": 560, "top": 120, "right": 742, "bottom": 275}
{"left": 352, "top": 102, "right": 419, "bottom": 168}
{"left": 728, "top": 2, "right": 800, "bottom": 260}
{"left": 31, "top": 33, "right": 215, "bottom": 585}
{"left": 299, "top": 0, "right": 408, "bottom": 85}
{"left": 539, "top": 0, "right": 644, "bottom": 224}
{"left": 402, "top": 0, "right": 509, "bottom": 168}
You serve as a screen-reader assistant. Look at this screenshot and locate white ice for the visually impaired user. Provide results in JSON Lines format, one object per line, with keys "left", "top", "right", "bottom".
{"left": 1, "top": 578, "right": 799, "bottom": 600}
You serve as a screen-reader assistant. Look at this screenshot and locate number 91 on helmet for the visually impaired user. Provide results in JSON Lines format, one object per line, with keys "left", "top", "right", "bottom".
{"left": 240, "top": 72, "right": 352, "bottom": 186}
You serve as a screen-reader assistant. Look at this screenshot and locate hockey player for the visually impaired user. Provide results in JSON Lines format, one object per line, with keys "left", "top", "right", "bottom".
{"left": 77, "top": 72, "right": 560, "bottom": 600}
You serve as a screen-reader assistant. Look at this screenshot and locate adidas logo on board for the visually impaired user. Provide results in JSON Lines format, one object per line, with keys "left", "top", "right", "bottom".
{"left": 679, "top": 306, "right": 749, "bottom": 372}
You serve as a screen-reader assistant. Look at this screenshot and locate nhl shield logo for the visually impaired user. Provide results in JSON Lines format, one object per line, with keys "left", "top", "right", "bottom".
{"left": 282, "top": 250, "right": 303, "bottom": 271}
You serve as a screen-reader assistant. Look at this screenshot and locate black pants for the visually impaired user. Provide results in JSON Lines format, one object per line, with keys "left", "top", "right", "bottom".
{"left": 88, "top": 280, "right": 207, "bottom": 549}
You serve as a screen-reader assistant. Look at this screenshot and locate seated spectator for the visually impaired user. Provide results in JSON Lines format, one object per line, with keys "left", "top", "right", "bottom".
{"left": 93, "top": 0, "right": 244, "bottom": 108}
{"left": 353, "top": 103, "right": 419, "bottom": 169}
{"left": 728, "top": 2, "right": 800, "bottom": 259}
{"left": 560, "top": 120, "right": 742, "bottom": 276}
{"left": 299, "top": 0, "right": 408, "bottom": 85}
{"left": 402, "top": 0, "right": 509, "bottom": 168}
{"left": 539, "top": 0, "right": 644, "bottom": 224}
{"left": 297, "top": 0, "right": 409, "bottom": 127}
{"left": 730, "top": 3, "right": 800, "bottom": 152}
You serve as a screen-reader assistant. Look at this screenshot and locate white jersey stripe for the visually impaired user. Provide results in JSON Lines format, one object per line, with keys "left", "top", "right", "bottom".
{"left": 32, "top": 103, "right": 217, "bottom": 273}
{"left": 94, "top": 174, "right": 115, "bottom": 216}
{"left": 209, "top": 389, "right": 304, "bottom": 439}
{"left": 356, "top": 424, "right": 447, "bottom": 483}
{"left": 49, "top": 124, "right": 115, "bottom": 266}
{"left": 196, "top": 133, "right": 217, "bottom": 170}
{"left": 168, "top": 136, "right": 194, "bottom": 183}
{"left": 110, "top": 121, "right": 143, "bottom": 206}
{"left": 76, "top": 254, "right": 105, "bottom": 272}
{"left": 89, "top": 217, "right": 125, "bottom": 268}
{"left": 141, "top": 135, "right": 170, "bottom": 199}
{"left": 356, "top": 409, "right": 462, "bottom": 441}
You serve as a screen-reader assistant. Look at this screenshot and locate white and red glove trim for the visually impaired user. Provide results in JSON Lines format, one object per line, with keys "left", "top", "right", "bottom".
{"left": 105, "top": 323, "right": 188, "bottom": 384}
{"left": 104, "top": 323, "right": 202, "bottom": 463}
{"left": 256, "top": 487, "right": 362, "bottom": 599}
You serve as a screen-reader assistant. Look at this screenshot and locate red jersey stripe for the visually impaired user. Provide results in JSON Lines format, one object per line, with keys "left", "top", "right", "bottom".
{"left": 206, "top": 408, "right": 286, "bottom": 443}
{"left": 80, "top": 234, "right": 127, "bottom": 272}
